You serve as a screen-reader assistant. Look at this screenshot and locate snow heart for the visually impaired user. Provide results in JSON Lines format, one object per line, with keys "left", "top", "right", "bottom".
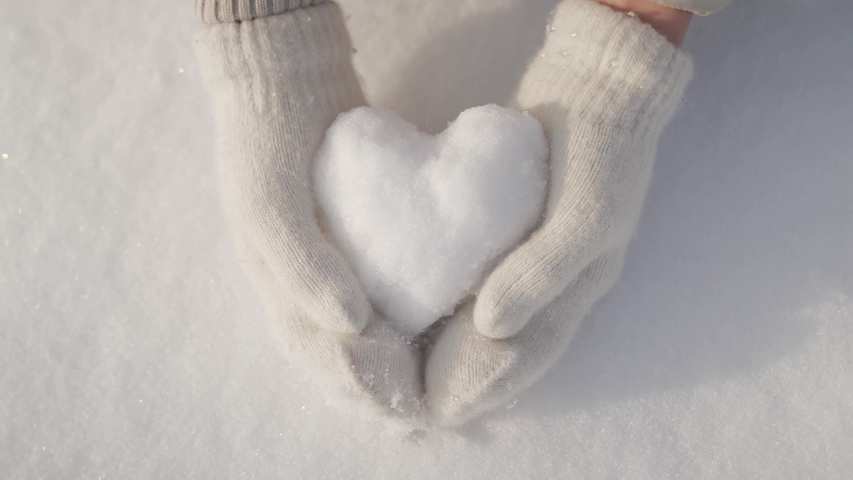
{"left": 313, "top": 105, "right": 549, "bottom": 337}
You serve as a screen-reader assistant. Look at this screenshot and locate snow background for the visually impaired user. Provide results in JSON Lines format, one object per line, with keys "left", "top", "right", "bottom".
{"left": 2, "top": 0, "right": 852, "bottom": 478}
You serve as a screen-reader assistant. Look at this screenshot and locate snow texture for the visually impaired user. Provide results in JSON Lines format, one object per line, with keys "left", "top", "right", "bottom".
{"left": 2, "top": 0, "right": 853, "bottom": 478}
{"left": 313, "top": 105, "right": 548, "bottom": 336}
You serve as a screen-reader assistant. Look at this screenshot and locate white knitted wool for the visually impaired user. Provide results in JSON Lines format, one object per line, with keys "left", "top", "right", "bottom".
{"left": 425, "top": 0, "right": 694, "bottom": 425}
{"left": 193, "top": 2, "right": 422, "bottom": 421}
{"left": 196, "top": 0, "right": 325, "bottom": 25}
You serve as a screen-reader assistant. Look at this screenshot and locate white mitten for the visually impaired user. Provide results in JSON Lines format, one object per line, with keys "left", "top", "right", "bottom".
{"left": 194, "top": 0, "right": 421, "bottom": 420}
{"left": 426, "top": 0, "right": 694, "bottom": 425}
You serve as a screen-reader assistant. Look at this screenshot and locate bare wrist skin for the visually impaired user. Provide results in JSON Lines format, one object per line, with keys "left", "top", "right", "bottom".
{"left": 593, "top": 0, "right": 692, "bottom": 46}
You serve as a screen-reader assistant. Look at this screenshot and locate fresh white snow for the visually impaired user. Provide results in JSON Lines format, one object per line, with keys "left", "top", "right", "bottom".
{"left": 313, "top": 105, "right": 547, "bottom": 336}
{"left": 1, "top": 0, "right": 852, "bottom": 478}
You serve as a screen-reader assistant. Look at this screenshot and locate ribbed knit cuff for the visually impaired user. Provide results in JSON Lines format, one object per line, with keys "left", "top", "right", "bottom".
{"left": 195, "top": 0, "right": 326, "bottom": 25}
{"left": 515, "top": 0, "right": 693, "bottom": 133}
{"left": 650, "top": 0, "right": 733, "bottom": 15}
{"left": 194, "top": 1, "right": 364, "bottom": 115}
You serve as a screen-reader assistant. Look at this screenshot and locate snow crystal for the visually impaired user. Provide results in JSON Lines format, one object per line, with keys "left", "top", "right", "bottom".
{"left": 313, "top": 105, "right": 548, "bottom": 336}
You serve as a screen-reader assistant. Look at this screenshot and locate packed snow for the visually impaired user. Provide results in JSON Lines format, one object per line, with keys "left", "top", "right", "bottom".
{"left": 2, "top": 0, "right": 852, "bottom": 478}
{"left": 313, "top": 105, "right": 548, "bottom": 336}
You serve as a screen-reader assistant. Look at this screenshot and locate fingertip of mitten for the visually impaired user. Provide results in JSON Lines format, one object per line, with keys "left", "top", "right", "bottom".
{"left": 473, "top": 294, "right": 527, "bottom": 340}
{"left": 325, "top": 296, "right": 372, "bottom": 335}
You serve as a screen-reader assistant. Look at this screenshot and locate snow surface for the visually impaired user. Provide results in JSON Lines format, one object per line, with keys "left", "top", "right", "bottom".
{"left": 314, "top": 105, "right": 548, "bottom": 336}
{"left": 2, "top": 0, "right": 853, "bottom": 478}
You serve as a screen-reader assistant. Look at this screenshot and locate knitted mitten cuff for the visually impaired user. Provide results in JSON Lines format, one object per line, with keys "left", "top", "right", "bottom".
{"left": 514, "top": 0, "right": 694, "bottom": 138}
{"left": 650, "top": 0, "right": 733, "bottom": 15}
{"left": 194, "top": 1, "right": 361, "bottom": 110}
{"left": 196, "top": 0, "right": 326, "bottom": 25}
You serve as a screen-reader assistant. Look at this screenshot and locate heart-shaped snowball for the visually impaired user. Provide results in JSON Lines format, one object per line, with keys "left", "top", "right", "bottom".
{"left": 313, "top": 104, "right": 548, "bottom": 337}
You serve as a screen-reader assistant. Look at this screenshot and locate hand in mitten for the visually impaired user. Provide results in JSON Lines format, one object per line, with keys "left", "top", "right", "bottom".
{"left": 425, "top": 0, "right": 694, "bottom": 425}
{"left": 194, "top": 1, "right": 421, "bottom": 421}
